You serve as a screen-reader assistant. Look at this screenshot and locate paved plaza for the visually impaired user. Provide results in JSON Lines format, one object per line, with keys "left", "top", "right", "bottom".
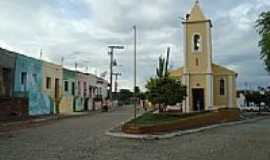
{"left": 0, "top": 107, "right": 270, "bottom": 160}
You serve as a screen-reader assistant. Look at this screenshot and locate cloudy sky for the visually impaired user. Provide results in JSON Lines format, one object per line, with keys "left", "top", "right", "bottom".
{"left": 0, "top": 0, "right": 270, "bottom": 90}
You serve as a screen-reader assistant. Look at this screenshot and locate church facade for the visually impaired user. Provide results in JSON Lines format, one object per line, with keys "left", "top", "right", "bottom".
{"left": 170, "top": 1, "right": 238, "bottom": 112}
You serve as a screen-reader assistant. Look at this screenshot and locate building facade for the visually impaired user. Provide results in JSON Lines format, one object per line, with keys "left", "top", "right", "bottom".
{"left": 170, "top": 1, "right": 237, "bottom": 112}
{"left": 1, "top": 47, "right": 108, "bottom": 117}
{"left": 86, "top": 73, "right": 98, "bottom": 111}
{"left": 59, "top": 68, "right": 76, "bottom": 113}
{"left": 73, "top": 71, "right": 87, "bottom": 112}
{"left": 96, "top": 77, "right": 109, "bottom": 101}
{"left": 14, "top": 55, "right": 52, "bottom": 115}
{"left": 42, "top": 61, "right": 63, "bottom": 114}
{"left": 0, "top": 48, "right": 16, "bottom": 97}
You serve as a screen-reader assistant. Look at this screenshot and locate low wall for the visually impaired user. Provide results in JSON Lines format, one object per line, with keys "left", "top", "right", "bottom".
{"left": 122, "top": 109, "right": 240, "bottom": 134}
{"left": 0, "top": 97, "right": 28, "bottom": 121}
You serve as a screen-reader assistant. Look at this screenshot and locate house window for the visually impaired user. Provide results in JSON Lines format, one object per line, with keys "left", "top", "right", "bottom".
{"left": 72, "top": 82, "right": 75, "bottom": 96}
{"left": 93, "top": 88, "right": 97, "bottom": 96}
{"left": 89, "top": 86, "right": 92, "bottom": 98}
{"left": 21, "top": 72, "right": 27, "bottom": 85}
{"left": 46, "top": 77, "right": 51, "bottom": 89}
{"left": 99, "top": 87, "right": 102, "bottom": 95}
{"left": 193, "top": 34, "right": 201, "bottom": 52}
{"left": 32, "top": 74, "right": 37, "bottom": 83}
{"left": 64, "top": 81, "right": 69, "bottom": 92}
{"left": 220, "top": 78, "right": 225, "bottom": 96}
{"left": 83, "top": 82, "right": 87, "bottom": 97}
{"left": 195, "top": 58, "right": 199, "bottom": 66}
{"left": 78, "top": 81, "right": 81, "bottom": 95}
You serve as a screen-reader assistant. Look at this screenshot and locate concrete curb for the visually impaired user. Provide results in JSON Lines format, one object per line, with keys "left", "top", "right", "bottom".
{"left": 106, "top": 116, "right": 270, "bottom": 140}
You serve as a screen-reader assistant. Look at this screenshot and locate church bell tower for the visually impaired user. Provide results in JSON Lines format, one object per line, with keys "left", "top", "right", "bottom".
{"left": 183, "top": 0, "right": 213, "bottom": 73}
{"left": 182, "top": 0, "right": 214, "bottom": 112}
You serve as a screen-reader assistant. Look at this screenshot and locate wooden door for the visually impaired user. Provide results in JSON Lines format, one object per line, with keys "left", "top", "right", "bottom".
{"left": 192, "top": 89, "right": 205, "bottom": 111}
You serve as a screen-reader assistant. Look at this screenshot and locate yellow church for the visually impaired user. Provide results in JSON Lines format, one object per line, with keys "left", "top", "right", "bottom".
{"left": 170, "top": 1, "right": 238, "bottom": 112}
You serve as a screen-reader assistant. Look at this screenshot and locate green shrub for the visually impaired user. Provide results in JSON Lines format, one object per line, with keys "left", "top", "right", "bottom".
{"left": 129, "top": 111, "right": 212, "bottom": 126}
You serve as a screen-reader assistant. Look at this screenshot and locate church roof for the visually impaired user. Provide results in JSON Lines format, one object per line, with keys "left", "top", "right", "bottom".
{"left": 212, "top": 63, "right": 237, "bottom": 76}
{"left": 188, "top": 0, "right": 207, "bottom": 22}
{"left": 169, "top": 67, "right": 184, "bottom": 78}
{"left": 169, "top": 63, "right": 237, "bottom": 78}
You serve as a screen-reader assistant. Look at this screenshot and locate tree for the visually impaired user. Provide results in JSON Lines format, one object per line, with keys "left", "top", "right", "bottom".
{"left": 256, "top": 11, "right": 270, "bottom": 73}
{"left": 156, "top": 56, "right": 166, "bottom": 79}
{"left": 135, "top": 86, "right": 147, "bottom": 100}
{"left": 244, "top": 90, "right": 262, "bottom": 106}
{"left": 243, "top": 87, "right": 270, "bottom": 113}
{"left": 156, "top": 47, "right": 171, "bottom": 79}
{"left": 252, "top": 91, "right": 264, "bottom": 111}
{"left": 138, "top": 92, "right": 146, "bottom": 100}
{"left": 145, "top": 47, "right": 186, "bottom": 112}
{"left": 258, "top": 86, "right": 270, "bottom": 109}
{"left": 118, "top": 89, "right": 133, "bottom": 105}
{"left": 135, "top": 86, "right": 140, "bottom": 95}
{"left": 146, "top": 77, "right": 186, "bottom": 112}
{"left": 264, "top": 87, "right": 270, "bottom": 107}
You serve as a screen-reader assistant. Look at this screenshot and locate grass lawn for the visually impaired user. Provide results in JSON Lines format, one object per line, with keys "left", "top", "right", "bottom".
{"left": 128, "top": 111, "right": 211, "bottom": 126}
{"left": 129, "top": 112, "right": 179, "bottom": 125}
{"left": 123, "top": 108, "right": 240, "bottom": 134}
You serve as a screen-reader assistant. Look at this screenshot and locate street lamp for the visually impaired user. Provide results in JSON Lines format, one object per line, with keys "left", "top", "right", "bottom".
{"left": 108, "top": 46, "right": 124, "bottom": 50}
{"left": 108, "top": 45, "right": 124, "bottom": 106}
{"left": 133, "top": 25, "right": 137, "bottom": 118}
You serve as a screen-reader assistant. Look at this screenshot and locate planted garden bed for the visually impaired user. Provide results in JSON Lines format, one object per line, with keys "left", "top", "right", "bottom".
{"left": 122, "top": 108, "right": 240, "bottom": 134}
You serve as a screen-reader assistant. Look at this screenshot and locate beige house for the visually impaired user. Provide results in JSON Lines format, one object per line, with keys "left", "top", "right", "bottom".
{"left": 42, "top": 61, "right": 63, "bottom": 114}
{"left": 170, "top": 1, "right": 237, "bottom": 112}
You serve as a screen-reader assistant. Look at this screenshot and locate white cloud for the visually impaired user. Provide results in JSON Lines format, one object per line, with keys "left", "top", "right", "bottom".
{"left": 0, "top": 0, "right": 270, "bottom": 90}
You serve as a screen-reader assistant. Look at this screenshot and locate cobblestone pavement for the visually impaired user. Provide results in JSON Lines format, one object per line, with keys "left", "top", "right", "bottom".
{"left": 0, "top": 107, "right": 270, "bottom": 160}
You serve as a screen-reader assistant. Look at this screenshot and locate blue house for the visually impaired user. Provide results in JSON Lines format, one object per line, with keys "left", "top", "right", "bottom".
{"left": 14, "top": 54, "right": 52, "bottom": 116}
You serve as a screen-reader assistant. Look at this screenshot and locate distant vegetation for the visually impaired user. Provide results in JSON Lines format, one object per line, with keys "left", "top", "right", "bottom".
{"left": 239, "top": 86, "right": 270, "bottom": 110}
{"left": 116, "top": 86, "right": 145, "bottom": 106}
{"left": 117, "top": 89, "right": 133, "bottom": 105}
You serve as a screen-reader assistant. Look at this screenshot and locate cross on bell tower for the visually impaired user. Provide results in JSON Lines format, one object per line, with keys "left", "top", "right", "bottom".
{"left": 183, "top": 0, "right": 213, "bottom": 74}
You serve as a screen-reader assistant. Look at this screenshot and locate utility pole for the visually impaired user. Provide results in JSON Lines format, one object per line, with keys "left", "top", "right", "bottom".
{"left": 133, "top": 25, "right": 137, "bottom": 118}
{"left": 61, "top": 57, "right": 64, "bottom": 66}
{"left": 112, "top": 72, "right": 122, "bottom": 93}
{"left": 75, "top": 62, "right": 78, "bottom": 71}
{"left": 39, "top": 49, "right": 43, "bottom": 59}
{"left": 108, "top": 46, "right": 124, "bottom": 106}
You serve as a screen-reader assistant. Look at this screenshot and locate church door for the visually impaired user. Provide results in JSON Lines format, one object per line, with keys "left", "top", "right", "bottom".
{"left": 192, "top": 89, "right": 205, "bottom": 111}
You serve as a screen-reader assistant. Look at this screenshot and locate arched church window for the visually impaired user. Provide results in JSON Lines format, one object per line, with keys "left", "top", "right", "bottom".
{"left": 220, "top": 78, "right": 225, "bottom": 96}
{"left": 193, "top": 34, "right": 201, "bottom": 52}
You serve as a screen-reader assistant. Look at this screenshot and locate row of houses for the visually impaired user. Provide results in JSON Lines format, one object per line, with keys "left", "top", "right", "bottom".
{"left": 0, "top": 47, "right": 108, "bottom": 117}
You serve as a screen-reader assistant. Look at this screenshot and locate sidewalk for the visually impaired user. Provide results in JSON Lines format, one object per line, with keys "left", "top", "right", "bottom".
{"left": 0, "top": 105, "right": 129, "bottom": 133}
{"left": 0, "top": 110, "right": 102, "bottom": 133}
